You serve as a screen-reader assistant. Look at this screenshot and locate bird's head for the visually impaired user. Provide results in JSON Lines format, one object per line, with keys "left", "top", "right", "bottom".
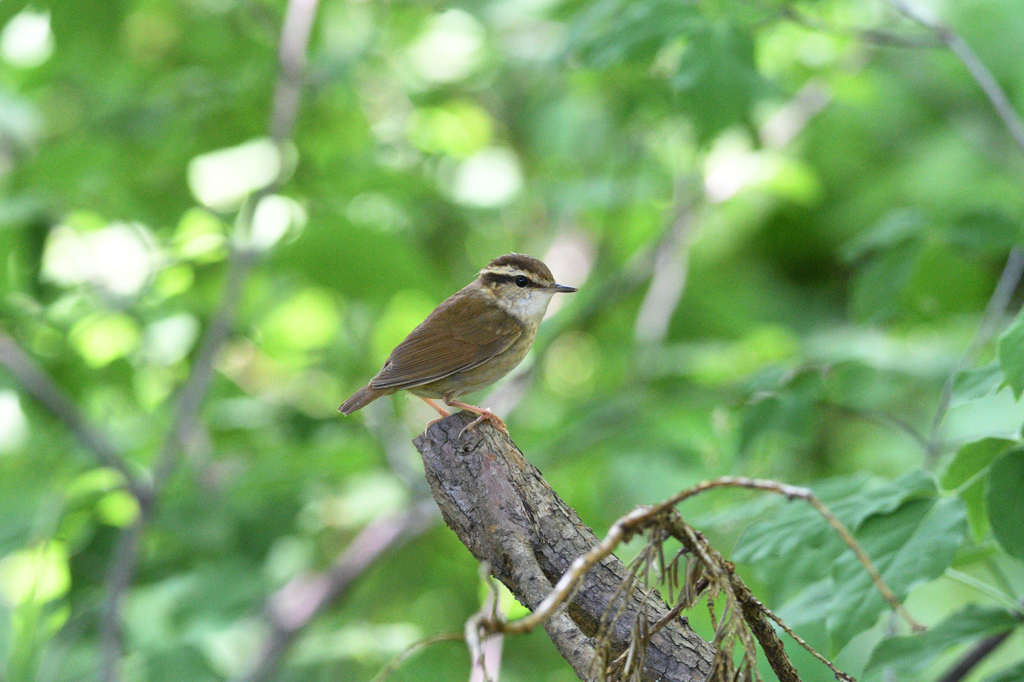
{"left": 476, "top": 253, "right": 577, "bottom": 323}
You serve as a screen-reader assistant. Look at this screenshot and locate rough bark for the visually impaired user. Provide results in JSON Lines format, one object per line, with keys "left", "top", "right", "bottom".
{"left": 413, "top": 411, "right": 716, "bottom": 682}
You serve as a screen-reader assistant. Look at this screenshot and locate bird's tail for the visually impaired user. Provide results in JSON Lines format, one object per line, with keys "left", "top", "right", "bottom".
{"left": 339, "top": 384, "right": 385, "bottom": 415}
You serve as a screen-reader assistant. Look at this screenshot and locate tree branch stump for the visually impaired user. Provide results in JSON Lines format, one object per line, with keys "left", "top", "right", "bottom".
{"left": 413, "top": 411, "right": 716, "bottom": 682}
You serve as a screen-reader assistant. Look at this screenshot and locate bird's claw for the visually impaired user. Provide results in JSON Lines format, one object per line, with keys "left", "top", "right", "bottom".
{"left": 457, "top": 408, "right": 507, "bottom": 440}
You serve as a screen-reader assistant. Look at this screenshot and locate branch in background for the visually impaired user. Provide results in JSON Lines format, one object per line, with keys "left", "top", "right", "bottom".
{"left": 822, "top": 400, "right": 931, "bottom": 454}
{"left": 101, "top": 246, "right": 260, "bottom": 680}
{"left": 370, "top": 632, "right": 466, "bottom": 682}
{"left": 882, "top": 0, "right": 1024, "bottom": 159}
{"left": 935, "top": 630, "right": 1013, "bottom": 682}
{"left": 415, "top": 411, "right": 717, "bottom": 682}
{"left": 238, "top": 498, "right": 439, "bottom": 682}
{"left": 928, "top": 245, "right": 1024, "bottom": 457}
{"left": 864, "top": 2, "right": 1024, "bottom": 459}
{"left": 633, "top": 186, "right": 700, "bottom": 345}
{"left": 99, "top": 1, "right": 322, "bottom": 679}
{"left": 98, "top": 521, "right": 143, "bottom": 679}
{"left": 760, "top": 80, "right": 833, "bottom": 149}
{"left": 467, "top": 573, "right": 505, "bottom": 682}
{"left": 634, "top": 68, "right": 834, "bottom": 346}
{"left": 781, "top": 6, "right": 942, "bottom": 50}
{"left": 151, "top": 246, "right": 259, "bottom": 488}
{"left": 271, "top": 0, "right": 318, "bottom": 142}
{"left": 935, "top": 595, "right": 1024, "bottom": 682}
{"left": 0, "top": 330, "right": 147, "bottom": 500}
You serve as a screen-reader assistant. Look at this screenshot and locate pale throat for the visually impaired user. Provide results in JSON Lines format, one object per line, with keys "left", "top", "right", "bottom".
{"left": 499, "top": 290, "right": 555, "bottom": 326}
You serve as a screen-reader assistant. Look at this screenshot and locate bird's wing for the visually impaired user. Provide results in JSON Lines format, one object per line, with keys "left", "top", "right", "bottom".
{"left": 369, "top": 292, "right": 522, "bottom": 391}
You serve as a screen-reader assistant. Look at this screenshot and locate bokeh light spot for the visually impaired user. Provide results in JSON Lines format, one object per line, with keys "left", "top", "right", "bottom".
{"left": 0, "top": 391, "right": 28, "bottom": 453}
{"left": 260, "top": 288, "right": 341, "bottom": 354}
{"left": 143, "top": 314, "right": 200, "bottom": 366}
{"left": 174, "top": 208, "right": 227, "bottom": 263}
{"left": 451, "top": 147, "right": 523, "bottom": 207}
{"left": 250, "top": 194, "right": 306, "bottom": 250}
{"left": 544, "top": 331, "right": 599, "bottom": 398}
{"left": 408, "top": 101, "right": 493, "bottom": 158}
{"left": 406, "top": 10, "right": 485, "bottom": 84}
{"left": 0, "top": 10, "right": 54, "bottom": 68}
{"left": 0, "top": 541, "right": 70, "bottom": 606}
{"left": 69, "top": 313, "right": 141, "bottom": 368}
{"left": 188, "top": 139, "right": 282, "bottom": 211}
{"left": 42, "top": 217, "right": 159, "bottom": 297}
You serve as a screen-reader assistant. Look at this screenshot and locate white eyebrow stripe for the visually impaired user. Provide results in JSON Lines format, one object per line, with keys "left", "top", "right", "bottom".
{"left": 480, "top": 265, "right": 524, "bottom": 278}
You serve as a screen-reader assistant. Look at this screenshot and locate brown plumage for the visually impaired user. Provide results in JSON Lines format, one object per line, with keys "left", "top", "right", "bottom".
{"left": 339, "top": 253, "right": 576, "bottom": 435}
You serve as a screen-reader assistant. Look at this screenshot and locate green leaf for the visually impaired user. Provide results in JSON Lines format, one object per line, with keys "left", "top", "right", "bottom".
{"left": 773, "top": 579, "right": 835, "bottom": 628}
{"left": 842, "top": 209, "right": 926, "bottom": 262}
{"left": 944, "top": 211, "right": 1024, "bottom": 252}
{"left": 671, "top": 21, "right": 761, "bottom": 142}
{"left": 850, "top": 240, "right": 922, "bottom": 322}
{"left": 986, "top": 447, "right": 1024, "bottom": 559}
{"left": 997, "top": 312, "right": 1024, "bottom": 399}
{"left": 866, "top": 604, "right": 1019, "bottom": 676}
{"left": 735, "top": 471, "right": 937, "bottom": 566}
{"left": 959, "top": 475, "right": 989, "bottom": 540}
{"left": 827, "top": 495, "right": 968, "bottom": 652}
{"left": 949, "top": 362, "right": 1005, "bottom": 409}
{"left": 941, "top": 438, "right": 1015, "bottom": 489}
{"left": 736, "top": 367, "right": 826, "bottom": 455}
{"left": 984, "top": 661, "right": 1024, "bottom": 682}
{"left": 565, "top": 0, "right": 704, "bottom": 68}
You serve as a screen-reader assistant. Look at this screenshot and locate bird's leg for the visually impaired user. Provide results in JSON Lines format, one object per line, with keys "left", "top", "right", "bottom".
{"left": 443, "top": 398, "right": 508, "bottom": 438}
{"left": 420, "top": 397, "right": 451, "bottom": 428}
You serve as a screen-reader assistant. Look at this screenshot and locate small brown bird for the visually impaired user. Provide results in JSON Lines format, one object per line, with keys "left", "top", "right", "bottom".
{"left": 339, "top": 253, "right": 577, "bottom": 435}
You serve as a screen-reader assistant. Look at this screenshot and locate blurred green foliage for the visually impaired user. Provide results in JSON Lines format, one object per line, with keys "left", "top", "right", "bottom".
{"left": 1, "top": 0, "right": 1024, "bottom": 680}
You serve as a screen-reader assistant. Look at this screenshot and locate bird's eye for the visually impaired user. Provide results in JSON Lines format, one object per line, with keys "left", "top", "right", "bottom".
{"left": 515, "top": 275, "right": 529, "bottom": 288}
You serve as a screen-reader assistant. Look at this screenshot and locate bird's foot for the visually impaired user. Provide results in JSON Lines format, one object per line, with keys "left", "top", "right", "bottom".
{"left": 459, "top": 411, "right": 507, "bottom": 439}
{"left": 444, "top": 400, "right": 508, "bottom": 439}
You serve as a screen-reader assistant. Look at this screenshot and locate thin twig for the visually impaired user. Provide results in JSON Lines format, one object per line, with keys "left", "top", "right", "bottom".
{"left": 655, "top": 476, "right": 926, "bottom": 633}
{"left": 882, "top": 0, "right": 1024, "bottom": 157}
{"left": 935, "top": 631, "right": 1012, "bottom": 682}
{"left": 467, "top": 568, "right": 504, "bottom": 682}
{"left": 152, "top": 246, "right": 258, "bottom": 488}
{"left": 0, "top": 330, "right": 146, "bottom": 499}
{"left": 782, "top": 5, "right": 941, "bottom": 49}
{"left": 928, "top": 245, "right": 1024, "bottom": 458}
{"left": 99, "top": 246, "right": 259, "bottom": 681}
{"left": 760, "top": 603, "right": 856, "bottom": 682}
{"left": 482, "top": 475, "right": 924, "bottom": 642}
{"left": 98, "top": 1, "right": 322, "bottom": 679}
{"left": 369, "top": 632, "right": 465, "bottom": 682}
{"left": 822, "top": 400, "right": 931, "bottom": 454}
{"left": 483, "top": 504, "right": 652, "bottom": 637}
{"left": 934, "top": 596, "right": 1024, "bottom": 682}
{"left": 633, "top": 182, "right": 701, "bottom": 345}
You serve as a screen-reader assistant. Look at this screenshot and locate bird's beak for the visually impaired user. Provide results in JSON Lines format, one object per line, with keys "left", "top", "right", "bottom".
{"left": 550, "top": 283, "right": 578, "bottom": 293}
